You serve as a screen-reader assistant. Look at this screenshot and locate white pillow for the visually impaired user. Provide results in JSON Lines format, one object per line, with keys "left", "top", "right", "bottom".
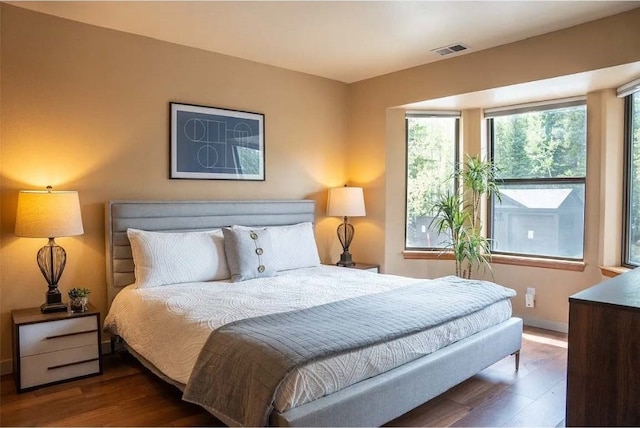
{"left": 127, "top": 228, "right": 230, "bottom": 288}
{"left": 233, "top": 222, "right": 320, "bottom": 271}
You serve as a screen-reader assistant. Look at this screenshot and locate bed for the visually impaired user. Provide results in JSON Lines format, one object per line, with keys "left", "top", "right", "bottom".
{"left": 104, "top": 199, "right": 522, "bottom": 427}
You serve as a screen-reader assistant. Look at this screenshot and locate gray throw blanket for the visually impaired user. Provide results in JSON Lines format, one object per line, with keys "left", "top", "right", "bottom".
{"left": 182, "top": 276, "right": 515, "bottom": 426}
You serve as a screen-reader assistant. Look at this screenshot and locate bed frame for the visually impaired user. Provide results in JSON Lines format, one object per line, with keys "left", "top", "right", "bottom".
{"left": 105, "top": 199, "right": 523, "bottom": 427}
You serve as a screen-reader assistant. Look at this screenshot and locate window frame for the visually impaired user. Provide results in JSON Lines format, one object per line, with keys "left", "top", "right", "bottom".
{"left": 486, "top": 100, "right": 587, "bottom": 261}
{"left": 623, "top": 91, "right": 639, "bottom": 268}
{"left": 404, "top": 112, "right": 460, "bottom": 251}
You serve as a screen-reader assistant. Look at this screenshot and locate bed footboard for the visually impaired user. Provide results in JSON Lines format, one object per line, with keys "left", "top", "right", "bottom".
{"left": 271, "top": 317, "right": 523, "bottom": 427}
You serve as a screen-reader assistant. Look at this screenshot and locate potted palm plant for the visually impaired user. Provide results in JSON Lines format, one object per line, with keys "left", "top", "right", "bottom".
{"left": 431, "top": 155, "right": 500, "bottom": 279}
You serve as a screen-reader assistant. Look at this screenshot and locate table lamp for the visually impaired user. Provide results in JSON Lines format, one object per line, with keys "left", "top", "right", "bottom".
{"left": 15, "top": 186, "right": 84, "bottom": 313}
{"left": 327, "top": 185, "right": 366, "bottom": 266}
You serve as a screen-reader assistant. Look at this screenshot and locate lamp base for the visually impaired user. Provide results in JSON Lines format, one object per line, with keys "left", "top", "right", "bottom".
{"left": 336, "top": 251, "right": 355, "bottom": 267}
{"left": 37, "top": 238, "right": 69, "bottom": 313}
{"left": 41, "top": 302, "right": 68, "bottom": 313}
{"left": 41, "top": 289, "right": 67, "bottom": 313}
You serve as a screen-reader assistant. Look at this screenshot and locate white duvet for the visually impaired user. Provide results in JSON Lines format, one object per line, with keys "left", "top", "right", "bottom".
{"left": 104, "top": 265, "right": 512, "bottom": 412}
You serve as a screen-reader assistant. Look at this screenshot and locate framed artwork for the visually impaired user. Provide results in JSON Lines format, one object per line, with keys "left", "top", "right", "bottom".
{"left": 170, "top": 102, "right": 265, "bottom": 180}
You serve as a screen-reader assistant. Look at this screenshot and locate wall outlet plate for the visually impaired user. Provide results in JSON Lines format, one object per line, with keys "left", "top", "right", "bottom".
{"left": 526, "top": 287, "right": 536, "bottom": 295}
{"left": 525, "top": 293, "right": 535, "bottom": 308}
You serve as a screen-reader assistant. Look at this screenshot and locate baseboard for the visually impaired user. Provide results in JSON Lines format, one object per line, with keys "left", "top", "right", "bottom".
{"left": 1, "top": 339, "right": 113, "bottom": 376}
{"left": 521, "top": 316, "right": 568, "bottom": 334}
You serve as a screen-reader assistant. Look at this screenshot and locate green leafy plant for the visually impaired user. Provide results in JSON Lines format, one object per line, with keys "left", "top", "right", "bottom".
{"left": 431, "top": 155, "right": 500, "bottom": 279}
{"left": 68, "top": 287, "right": 91, "bottom": 299}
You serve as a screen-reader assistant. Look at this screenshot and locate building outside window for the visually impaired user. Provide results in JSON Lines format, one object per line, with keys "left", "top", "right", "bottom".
{"left": 487, "top": 99, "right": 587, "bottom": 259}
{"left": 623, "top": 86, "right": 640, "bottom": 267}
{"left": 405, "top": 113, "right": 459, "bottom": 249}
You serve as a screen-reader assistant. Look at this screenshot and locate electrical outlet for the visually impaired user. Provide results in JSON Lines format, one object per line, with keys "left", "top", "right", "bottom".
{"left": 525, "top": 294, "right": 535, "bottom": 308}
{"left": 525, "top": 291, "right": 535, "bottom": 308}
{"left": 526, "top": 287, "right": 536, "bottom": 295}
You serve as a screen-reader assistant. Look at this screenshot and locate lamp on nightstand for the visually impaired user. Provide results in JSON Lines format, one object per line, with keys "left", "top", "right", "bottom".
{"left": 327, "top": 185, "right": 366, "bottom": 267}
{"left": 15, "top": 186, "right": 84, "bottom": 313}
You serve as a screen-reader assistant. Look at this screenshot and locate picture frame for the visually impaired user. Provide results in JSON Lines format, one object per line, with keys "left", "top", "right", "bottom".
{"left": 170, "top": 102, "right": 265, "bottom": 180}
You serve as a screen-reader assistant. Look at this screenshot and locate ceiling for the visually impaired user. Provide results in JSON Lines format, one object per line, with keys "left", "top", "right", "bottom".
{"left": 8, "top": 1, "right": 640, "bottom": 84}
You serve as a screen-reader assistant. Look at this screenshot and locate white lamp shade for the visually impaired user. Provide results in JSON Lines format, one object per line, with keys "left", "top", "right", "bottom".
{"left": 327, "top": 186, "right": 366, "bottom": 217}
{"left": 15, "top": 189, "right": 84, "bottom": 238}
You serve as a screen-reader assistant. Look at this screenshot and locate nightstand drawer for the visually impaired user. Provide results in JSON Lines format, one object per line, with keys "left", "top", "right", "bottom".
{"left": 19, "top": 316, "right": 98, "bottom": 357}
{"left": 20, "top": 344, "right": 100, "bottom": 389}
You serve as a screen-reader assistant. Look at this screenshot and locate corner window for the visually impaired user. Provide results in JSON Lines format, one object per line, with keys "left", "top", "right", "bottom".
{"left": 487, "top": 99, "right": 587, "bottom": 259}
{"left": 624, "top": 90, "right": 640, "bottom": 267}
{"left": 405, "top": 113, "right": 459, "bottom": 249}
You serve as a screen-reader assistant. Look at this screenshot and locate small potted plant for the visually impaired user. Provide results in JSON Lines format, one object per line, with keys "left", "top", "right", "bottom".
{"left": 68, "top": 287, "right": 91, "bottom": 313}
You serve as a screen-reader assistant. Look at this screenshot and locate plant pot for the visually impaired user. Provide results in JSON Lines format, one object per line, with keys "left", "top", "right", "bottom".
{"left": 69, "top": 297, "right": 88, "bottom": 313}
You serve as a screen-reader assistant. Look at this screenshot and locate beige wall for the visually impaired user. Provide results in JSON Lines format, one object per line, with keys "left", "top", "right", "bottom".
{"left": 348, "top": 9, "right": 640, "bottom": 330}
{"left": 0, "top": 5, "right": 348, "bottom": 363}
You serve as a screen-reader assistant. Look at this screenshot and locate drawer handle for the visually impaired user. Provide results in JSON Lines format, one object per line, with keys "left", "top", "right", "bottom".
{"left": 48, "top": 357, "right": 99, "bottom": 371}
{"left": 45, "top": 329, "right": 97, "bottom": 340}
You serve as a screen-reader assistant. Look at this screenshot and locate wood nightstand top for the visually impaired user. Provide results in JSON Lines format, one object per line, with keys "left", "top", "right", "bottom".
{"left": 343, "top": 263, "right": 379, "bottom": 271}
{"left": 325, "top": 263, "right": 380, "bottom": 272}
{"left": 12, "top": 304, "right": 100, "bottom": 326}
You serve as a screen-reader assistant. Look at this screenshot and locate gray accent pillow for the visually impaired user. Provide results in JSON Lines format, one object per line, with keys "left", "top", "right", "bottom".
{"left": 222, "top": 227, "right": 276, "bottom": 282}
{"left": 233, "top": 223, "right": 320, "bottom": 271}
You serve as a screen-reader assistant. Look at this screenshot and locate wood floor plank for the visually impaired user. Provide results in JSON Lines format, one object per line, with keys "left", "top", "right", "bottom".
{"left": 169, "top": 412, "right": 226, "bottom": 427}
{"left": 47, "top": 404, "right": 122, "bottom": 427}
{"left": 1, "top": 326, "right": 568, "bottom": 427}
{"left": 501, "top": 379, "right": 567, "bottom": 427}
{"left": 505, "top": 354, "right": 567, "bottom": 400}
{"left": 2, "top": 389, "right": 113, "bottom": 427}
{"left": 0, "top": 386, "right": 84, "bottom": 413}
{"left": 449, "top": 389, "right": 536, "bottom": 427}
{"left": 385, "top": 396, "right": 470, "bottom": 427}
{"left": 441, "top": 375, "right": 510, "bottom": 408}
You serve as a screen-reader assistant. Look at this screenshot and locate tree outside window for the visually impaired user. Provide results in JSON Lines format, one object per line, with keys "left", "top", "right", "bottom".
{"left": 405, "top": 115, "right": 458, "bottom": 249}
{"left": 489, "top": 102, "right": 587, "bottom": 259}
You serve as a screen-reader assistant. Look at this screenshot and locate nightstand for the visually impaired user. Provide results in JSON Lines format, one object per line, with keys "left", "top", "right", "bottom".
{"left": 11, "top": 304, "right": 102, "bottom": 393}
{"left": 338, "top": 263, "right": 380, "bottom": 273}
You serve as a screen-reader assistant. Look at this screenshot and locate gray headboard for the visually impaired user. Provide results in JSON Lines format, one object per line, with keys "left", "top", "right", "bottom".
{"left": 105, "top": 199, "right": 316, "bottom": 306}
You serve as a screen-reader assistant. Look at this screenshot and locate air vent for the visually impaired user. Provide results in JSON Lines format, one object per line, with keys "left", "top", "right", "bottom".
{"left": 432, "top": 43, "right": 470, "bottom": 56}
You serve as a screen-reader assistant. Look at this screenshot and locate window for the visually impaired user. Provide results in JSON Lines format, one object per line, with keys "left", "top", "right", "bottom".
{"left": 405, "top": 113, "right": 459, "bottom": 249}
{"left": 624, "top": 88, "right": 640, "bottom": 267}
{"left": 487, "top": 99, "right": 587, "bottom": 259}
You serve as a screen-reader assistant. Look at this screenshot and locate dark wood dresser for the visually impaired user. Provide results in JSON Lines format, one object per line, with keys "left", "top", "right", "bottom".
{"left": 566, "top": 268, "right": 640, "bottom": 426}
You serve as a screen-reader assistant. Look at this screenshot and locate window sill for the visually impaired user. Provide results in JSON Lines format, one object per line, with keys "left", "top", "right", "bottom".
{"left": 403, "top": 251, "right": 585, "bottom": 272}
{"left": 599, "top": 265, "right": 631, "bottom": 278}
{"left": 490, "top": 254, "right": 585, "bottom": 272}
{"left": 403, "top": 250, "right": 455, "bottom": 260}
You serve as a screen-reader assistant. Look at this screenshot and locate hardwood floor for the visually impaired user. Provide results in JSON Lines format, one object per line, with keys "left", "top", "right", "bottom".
{"left": 0, "top": 326, "right": 567, "bottom": 427}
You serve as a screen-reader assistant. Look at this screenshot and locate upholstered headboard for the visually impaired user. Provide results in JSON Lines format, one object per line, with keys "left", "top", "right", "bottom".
{"left": 105, "top": 200, "right": 316, "bottom": 306}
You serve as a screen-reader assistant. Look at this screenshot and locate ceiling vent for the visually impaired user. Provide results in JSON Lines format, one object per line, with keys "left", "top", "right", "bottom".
{"left": 432, "top": 43, "right": 470, "bottom": 56}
